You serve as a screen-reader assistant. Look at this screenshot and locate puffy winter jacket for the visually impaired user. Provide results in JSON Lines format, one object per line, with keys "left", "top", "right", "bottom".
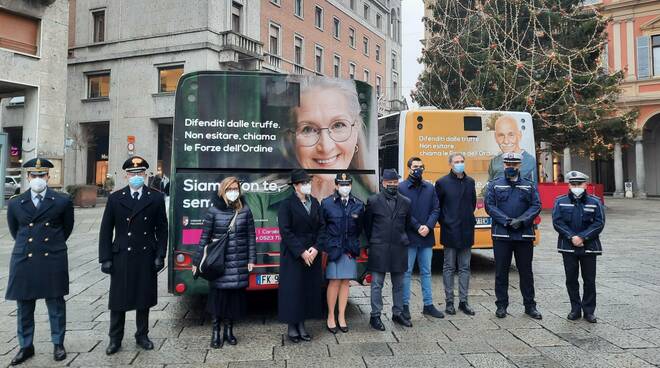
{"left": 194, "top": 194, "right": 256, "bottom": 289}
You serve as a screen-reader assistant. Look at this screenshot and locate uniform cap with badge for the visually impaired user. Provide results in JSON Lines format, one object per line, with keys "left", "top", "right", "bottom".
{"left": 501, "top": 151, "right": 522, "bottom": 164}
{"left": 122, "top": 156, "right": 149, "bottom": 173}
{"left": 566, "top": 170, "right": 588, "bottom": 184}
{"left": 23, "top": 157, "right": 54, "bottom": 175}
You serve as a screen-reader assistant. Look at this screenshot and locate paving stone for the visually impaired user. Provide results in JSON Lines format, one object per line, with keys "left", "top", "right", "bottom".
{"left": 508, "top": 355, "right": 563, "bottom": 368}
{"left": 273, "top": 343, "right": 329, "bottom": 360}
{"left": 463, "top": 353, "right": 517, "bottom": 368}
{"left": 364, "top": 353, "right": 471, "bottom": 368}
{"left": 438, "top": 338, "right": 496, "bottom": 354}
{"left": 206, "top": 346, "right": 273, "bottom": 363}
{"left": 328, "top": 342, "right": 392, "bottom": 357}
{"left": 287, "top": 356, "right": 366, "bottom": 368}
{"left": 629, "top": 348, "right": 660, "bottom": 366}
{"left": 602, "top": 352, "right": 657, "bottom": 368}
{"left": 132, "top": 348, "right": 207, "bottom": 365}
{"left": 70, "top": 350, "right": 138, "bottom": 366}
{"left": 388, "top": 341, "right": 444, "bottom": 355}
{"left": 508, "top": 328, "right": 571, "bottom": 347}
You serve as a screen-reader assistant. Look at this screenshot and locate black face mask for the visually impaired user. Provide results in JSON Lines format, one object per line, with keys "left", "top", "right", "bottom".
{"left": 410, "top": 168, "right": 424, "bottom": 181}
{"left": 504, "top": 167, "right": 519, "bottom": 179}
{"left": 384, "top": 185, "right": 398, "bottom": 196}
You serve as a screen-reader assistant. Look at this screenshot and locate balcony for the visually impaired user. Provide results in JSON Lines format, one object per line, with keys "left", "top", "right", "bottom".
{"left": 218, "top": 31, "right": 263, "bottom": 70}
{"left": 263, "top": 53, "right": 317, "bottom": 76}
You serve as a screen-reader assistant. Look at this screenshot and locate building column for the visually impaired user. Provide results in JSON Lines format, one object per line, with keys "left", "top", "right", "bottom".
{"left": 563, "top": 147, "right": 572, "bottom": 178}
{"left": 540, "top": 141, "right": 554, "bottom": 182}
{"left": 613, "top": 140, "right": 625, "bottom": 198}
{"left": 20, "top": 87, "right": 39, "bottom": 192}
{"left": 635, "top": 136, "right": 647, "bottom": 198}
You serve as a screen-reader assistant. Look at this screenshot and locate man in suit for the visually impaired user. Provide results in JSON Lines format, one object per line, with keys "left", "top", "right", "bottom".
{"left": 364, "top": 169, "right": 417, "bottom": 331}
{"left": 5, "top": 158, "right": 74, "bottom": 365}
{"left": 99, "top": 156, "right": 168, "bottom": 355}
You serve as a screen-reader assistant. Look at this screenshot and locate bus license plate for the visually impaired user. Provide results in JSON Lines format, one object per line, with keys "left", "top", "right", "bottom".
{"left": 475, "top": 217, "right": 492, "bottom": 227}
{"left": 256, "top": 274, "right": 279, "bottom": 285}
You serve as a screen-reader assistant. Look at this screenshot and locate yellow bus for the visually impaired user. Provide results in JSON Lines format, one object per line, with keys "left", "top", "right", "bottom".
{"left": 378, "top": 108, "right": 540, "bottom": 249}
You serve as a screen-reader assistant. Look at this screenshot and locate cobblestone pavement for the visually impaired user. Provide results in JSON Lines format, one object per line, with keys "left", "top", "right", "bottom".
{"left": 0, "top": 198, "right": 659, "bottom": 367}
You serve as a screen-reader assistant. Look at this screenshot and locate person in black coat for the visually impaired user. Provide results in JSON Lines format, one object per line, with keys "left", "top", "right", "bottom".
{"left": 192, "top": 177, "right": 256, "bottom": 348}
{"left": 98, "top": 156, "right": 168, "bottom": 355}
{"left": 364, "top": 169, "right": 417, "bottom": 331}
{"left": 435, "top": 153, "right": 477, "bottom": 316}
{"left": 278, "top": 169, "right": 325, "bottom": 343}
{"left": 5, "top": 158, "right": 74, "bottom": 365}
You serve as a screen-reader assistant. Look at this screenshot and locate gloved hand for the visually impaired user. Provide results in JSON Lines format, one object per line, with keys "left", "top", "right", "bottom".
{"left": 101, "top": 261, "right": 113, "bottom": 274}
{"left": 509, "top": 218, "right": 524, "bottom": 230}
{"left": 154, "top": 257, "right": 165, "bottom": 272}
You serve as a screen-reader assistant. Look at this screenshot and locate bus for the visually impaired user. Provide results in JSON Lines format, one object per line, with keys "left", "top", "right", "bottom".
{"left": 379, "top": 108, "right": 540, "bottom": 250}
{"left": 168, "top": 71, "right": 379, "bottom": 295}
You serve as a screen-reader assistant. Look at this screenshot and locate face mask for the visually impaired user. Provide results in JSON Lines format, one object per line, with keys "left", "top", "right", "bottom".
{"left": 410, "top": 168, "right": 424, "bottom": 179}
{"left": 29, "top": 177, "right": 47, "bottom": 193}
{"left": 453, "top": 163, "right": 465, "bottom": 174}
{"left": 226, "top": 190, "right": 240, "bottom": 202}
{"left": 128, "top": 175, "right": 145, "bottom": 189}
{"left": 570, "top": 187, "right": 585, "bottom": 197}
{"left": 504, "top": 167, "right": 519, "bottom": 179}
{"left": 300, "top": 183, "right": 312, "bottom": 195}
{"left": 338, "top": 186, "right": 351, "bottom": 197}
{"left": 384, "top": 185, "right": 398, "bottom": 196}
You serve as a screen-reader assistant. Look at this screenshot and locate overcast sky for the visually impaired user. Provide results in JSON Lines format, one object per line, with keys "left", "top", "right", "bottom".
{"left": 401, "top": 1, "right": 425, "bottom": 108}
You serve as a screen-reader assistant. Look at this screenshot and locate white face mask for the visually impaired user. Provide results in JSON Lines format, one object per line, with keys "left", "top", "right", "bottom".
{"left": 300, "top": 183, "right": 312, "bottom": 195}
{"left": 29, "top": 177, "right": 47, "bottom": 193}
{"left": 226, "top": 190, "right": 239, "bottom": 202}
{"left": 570, "top": 187, "right": 585, "bottom": 197}
{"left": 338, "top": 186, "right": 352, "bottom": 197}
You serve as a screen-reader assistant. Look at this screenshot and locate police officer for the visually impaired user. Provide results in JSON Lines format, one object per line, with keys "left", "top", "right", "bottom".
{"left": 320, "top": 172, "right": 365, "bottom": 333}
{"left": 5, "top": 158, "right": 74, "bottom": 365}
{"left": 485, "top": 152, "right": 542, "bottom": 320}
{"left": 552, "top": 171, "right": 604, "bottom": 323}
{"left": 99, "top": 156, "right": 168, "bottom": 355}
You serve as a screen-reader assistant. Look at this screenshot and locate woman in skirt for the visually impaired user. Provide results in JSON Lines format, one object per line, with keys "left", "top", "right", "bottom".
{"left": 320, "top": 173, "right": 365, "bottom": 333}
{"left": 193, "top": 177, "right": 256, "bottom": 348}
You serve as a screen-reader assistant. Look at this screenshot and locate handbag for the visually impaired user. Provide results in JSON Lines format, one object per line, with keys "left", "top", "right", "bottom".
{"left": 193, "top": 211, "right": 238, "bottom": 281}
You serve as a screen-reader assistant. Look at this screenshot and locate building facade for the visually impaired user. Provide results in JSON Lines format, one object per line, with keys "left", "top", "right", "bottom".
{"left": 2, "top": 0, "right": 404, "bottom": 190}
{"left": 0, "top": 0, "right": 69, "bottom": 189}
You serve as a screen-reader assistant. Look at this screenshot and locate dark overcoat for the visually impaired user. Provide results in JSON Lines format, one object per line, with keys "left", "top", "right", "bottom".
{"left": 435, "top": 171, "right": 477, "bottom": 249}
{"left": 98, "top": 185, "right": 168, "bottom": 311}
{"left": 5, "top": 189, "right": 74, "bottom": 301}
{"left": 193, "top": 194, "right": 257, "bottom": 289}
{"left": 363, "top": 192, "right": 414, "bottom": 273}
{"left": 277, "top": 193, "right": 324, "bottom": 324}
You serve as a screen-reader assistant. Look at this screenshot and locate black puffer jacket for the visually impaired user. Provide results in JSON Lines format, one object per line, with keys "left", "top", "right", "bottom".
{"left": 194, "top": 194, "right": 256, "bottom": 289}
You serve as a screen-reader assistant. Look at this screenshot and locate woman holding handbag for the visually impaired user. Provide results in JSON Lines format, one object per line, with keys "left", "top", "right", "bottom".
{"left": 192, "top": 177, "right": 256, "bottom": 349}
{"left": 277, "top": 169, "right": 325, "bottom": 343}
{"left": 320, "top": 173, "right": 364, "bottom": 334}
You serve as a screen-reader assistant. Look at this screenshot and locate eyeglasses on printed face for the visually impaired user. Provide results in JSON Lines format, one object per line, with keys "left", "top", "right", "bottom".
{"left": 293, "top": 120, "right": 356, "bottom": 147}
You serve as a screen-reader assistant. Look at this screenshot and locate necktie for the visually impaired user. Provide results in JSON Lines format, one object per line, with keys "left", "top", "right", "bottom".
{"left": 35, "top": 194, "right": 42, "bottom": 209}
{"left": 342, "top": 199, "right": 348, "bottom": 207}
{"left": 133, "top": 192, "right": 139, "bottom": 200}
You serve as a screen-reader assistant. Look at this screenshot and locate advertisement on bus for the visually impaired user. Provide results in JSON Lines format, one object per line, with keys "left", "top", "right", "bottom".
{"left": 169, "top": 71, "right": 379, "bottom": 295}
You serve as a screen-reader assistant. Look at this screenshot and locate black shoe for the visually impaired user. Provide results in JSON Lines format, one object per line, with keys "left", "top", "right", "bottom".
{"left": 287, "top": 335, "right": 301, "bottom": 343}
{"left": 210, "top": 319, "right": 222, "bottom": 349}
{"left": 584, "top": 314, "right": 597, "bottom": 323}
{"left": 525, "top": 307, "right": 543, "bottom": 320}
{"left": 567, "top": 310, "right": 581, "bottom": 321}
{"left": 422, "top": 304, "right": 445, "bottom": 319}
{"left": 297, "top": 322, "right": 311, "bottom": 341}
{"left": 495, "top": 306, "right": 507, "bottom": 318}
{"left": 402, "top": 305, "right": 411, "bottom": 320}
{"left": 287, "top": 324, "right": 301, "bottom": 343}
{"left": 326, "top": 322, "right": 339, "bottom": 334}
{"left": 459, "top": 302, "right": 476, "bottom": 316}
{"left": 53, "top": 344, "right": 66, "bottom": 362}
{"left": 370, "top": 316, "right": 385, "bottom": 331}
{"left": 135, "top": 336, "right": 154, "bottom": 350}
{"left": 445, "top": 303, "right": 456, "bottom": 315}
{"left": 105, "top": 341, "right": 121, "bottom": 355}
{"left": 225, "top": 322, "right": 237, "bottom": 345}
{"left": 338, "top": 323, "right": 349, "bottom": 333}
{"left": 10, "top": 346, "right": 34, "bottom": 365}
{"left": 392, "top": 314, "right": 413, "bottom": 327}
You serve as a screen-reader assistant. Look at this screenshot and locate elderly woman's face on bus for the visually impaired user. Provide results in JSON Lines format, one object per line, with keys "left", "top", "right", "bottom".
{"left": 293, "top": 88, "right": 359, "bottom": 170}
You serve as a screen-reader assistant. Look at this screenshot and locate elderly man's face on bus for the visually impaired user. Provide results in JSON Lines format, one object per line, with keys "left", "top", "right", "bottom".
{"left": 293, "top": 88, "right": 359, "bottom": 171}
{"left": 494, "top": 116, "right": 522, "bottom": 154}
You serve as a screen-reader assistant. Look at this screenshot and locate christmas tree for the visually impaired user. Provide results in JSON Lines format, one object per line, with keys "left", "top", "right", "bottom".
{"left": 412, "top": 0, "right": 638, "bottom": 156}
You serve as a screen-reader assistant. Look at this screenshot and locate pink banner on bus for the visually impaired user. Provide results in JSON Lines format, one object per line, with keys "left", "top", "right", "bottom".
{"left": 182, "top": 229, "right": 203, "bottom": 245}
{"left": 256, "top": 227, "right": 281, "bottom": 243}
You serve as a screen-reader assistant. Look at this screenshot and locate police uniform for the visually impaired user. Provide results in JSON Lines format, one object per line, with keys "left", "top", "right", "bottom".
{"left": 98, "top": 156, "right": 168, "bottom": 354}
{"left": 552, "top": 171, "right": 604, "bottom": 323}
{"left": 5, "top": 158, "right": 74, "bottom": 365}
{"left": 484, "top": 152, "right": 542, "bottom": 319}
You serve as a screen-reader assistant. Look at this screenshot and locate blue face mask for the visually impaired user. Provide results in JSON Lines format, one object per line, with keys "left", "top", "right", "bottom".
{"left": 504, "top": 167, "right": 519, "bottom": 179}
{"left": 128, "top": 175, "right": 145, "bottom": 189}
{"left": 453, "top": 163, "right": 465, "bottom": 174}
